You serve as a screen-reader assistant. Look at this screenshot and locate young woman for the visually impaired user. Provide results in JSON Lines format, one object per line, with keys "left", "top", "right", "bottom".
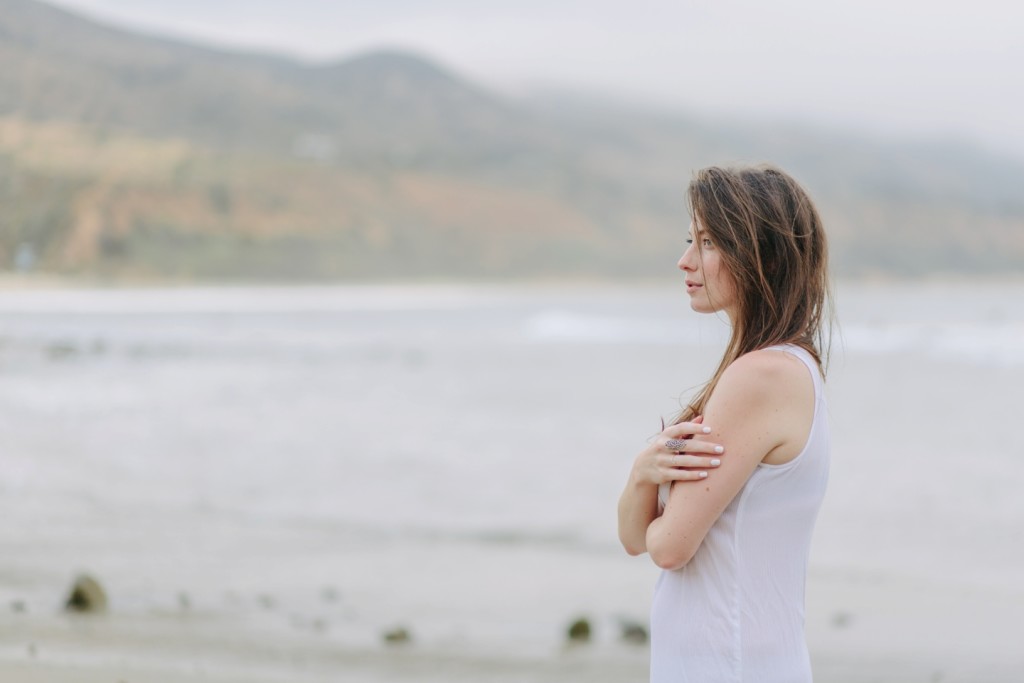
{"left": 617, "top": 165, "right": 832, "bottom": 682}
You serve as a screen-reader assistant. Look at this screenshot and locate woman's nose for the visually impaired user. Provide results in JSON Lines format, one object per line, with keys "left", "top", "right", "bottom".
{"left": 678, "top": 244, "right": 696, "bottom": 272}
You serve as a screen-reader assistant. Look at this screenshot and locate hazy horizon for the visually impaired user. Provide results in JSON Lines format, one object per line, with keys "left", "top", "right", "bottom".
{"left": 43, "top": 0, "right": 1024, "bottom": 161}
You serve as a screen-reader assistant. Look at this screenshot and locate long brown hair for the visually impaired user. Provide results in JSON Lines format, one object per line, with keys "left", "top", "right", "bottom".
{"left": 677, "top": 165, "right": 833, "bottom": 423}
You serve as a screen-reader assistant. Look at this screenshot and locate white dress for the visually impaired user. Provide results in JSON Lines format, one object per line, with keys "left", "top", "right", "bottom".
{"left": 651, "top": 345, "right": 830, "bottom": 683}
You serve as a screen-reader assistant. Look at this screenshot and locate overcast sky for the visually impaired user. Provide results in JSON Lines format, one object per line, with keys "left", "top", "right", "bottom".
{"left": 48, "top": 0, "right": 1024, "bottom": 158}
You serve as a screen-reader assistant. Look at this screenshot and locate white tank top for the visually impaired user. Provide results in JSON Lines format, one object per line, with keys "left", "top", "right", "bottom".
{"left": 651, "top": 344, "right": 830, "bottom": 683}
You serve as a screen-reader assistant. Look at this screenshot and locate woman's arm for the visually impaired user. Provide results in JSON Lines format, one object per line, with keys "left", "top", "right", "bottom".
{"left": 645, "top": 350, "right": 813, "bottom": 570}
{"left": 618, "top": 474, "right": 660, "bottom": 556}
{"left": 617, "top": 419, "right": 724, "bottom": 555}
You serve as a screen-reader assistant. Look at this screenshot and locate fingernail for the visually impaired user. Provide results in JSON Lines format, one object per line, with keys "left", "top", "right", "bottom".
{"left": 702, "top": 426, "right": 712, "bottom": 433}
{"left": 710, "top": 459, "right": 721, "bottom": 466}
{"left": 699, "top": 471, "right": 708, "bottom": 478}
{"left": 714, "top": 446, "right": 724, "bottom": 454}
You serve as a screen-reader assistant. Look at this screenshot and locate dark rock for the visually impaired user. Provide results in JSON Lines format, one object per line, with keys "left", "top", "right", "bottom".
{"left": 10, "top": 600, "right": 27, "bottom": 613}
{"left": 382, "top": 625, "right": 412, "bottom": 644}
{"left": 46, "top": 341, "right": 79, "bottom": 360}
{"left": 831, "top": 611, "right": 853, "bottom": 629}
{"left": 619, "top": 619, "right": 648, "bottom": 645}
{"left": 65, "top": 574, "right": 108, "bottom": 613}
{"left": 566, "top": 617, "right": 592, "bottom": 643}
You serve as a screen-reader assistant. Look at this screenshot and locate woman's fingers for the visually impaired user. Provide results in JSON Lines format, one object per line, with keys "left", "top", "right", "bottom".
{"left": 660, "top": 449, "right": 722, "bottom": 482}
{"left": 659, "top": 432, "right": 724, "bottom": 455}
{"left": 664, "top": 420, "right": 712, "bottom": 439}
{"left": 659, "top": 454, "right": 722, "bottom": 470}
{"left": 664, "top": 467, "right": 712, "bottom": 481}
{"left": 639, "top": 414, "right": 724, "bottom": 485}
{"left": 665, "top": 439, "right": 724, "bottom": 456}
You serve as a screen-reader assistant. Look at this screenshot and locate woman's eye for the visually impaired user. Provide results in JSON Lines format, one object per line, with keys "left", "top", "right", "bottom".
{"left": 702, "top": 238, "right": 714, "bottom": 248}
{"left": 685, "top": 239, "right": 694, "bottom": 245}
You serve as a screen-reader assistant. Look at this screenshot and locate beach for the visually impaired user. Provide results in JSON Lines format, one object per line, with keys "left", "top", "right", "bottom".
{"left": 1, "top": 281, "right": 1023, "bottom": 682}
{"left": 2, "top": 569, "right": 1022, "bottom": 682}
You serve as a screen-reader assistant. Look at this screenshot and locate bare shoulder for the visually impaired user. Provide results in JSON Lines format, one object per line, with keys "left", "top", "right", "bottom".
{"left": 714, "top": 348, "right": 811, "bottom": 407}
{"left": 712, "top": 348, "right": 815, "bottom": 464}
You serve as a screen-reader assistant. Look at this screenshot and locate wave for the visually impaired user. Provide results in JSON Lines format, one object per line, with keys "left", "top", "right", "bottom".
{"left": 0, "top": 285, "right": 494, "bottom": 314}
{"left": 839, "top": 322, "right": 1024, "bottom": 366}
{"left": 522, "top": 309, "right": 729, "bottom": 345}
{"left": 523, "top": 310, "right": 1024, "bottom": 366}
{"left": 2, "top": 287, "right": 1022, "bottom": 366}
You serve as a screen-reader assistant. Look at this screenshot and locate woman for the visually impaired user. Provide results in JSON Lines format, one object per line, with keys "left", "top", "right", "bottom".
{"left": 617, "top": 165, "right": 832, "bottom": 682}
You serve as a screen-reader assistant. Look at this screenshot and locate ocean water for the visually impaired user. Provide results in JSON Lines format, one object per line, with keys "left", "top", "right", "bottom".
{"left": 0, "top": 281, "right": 1022, "bottom": 670}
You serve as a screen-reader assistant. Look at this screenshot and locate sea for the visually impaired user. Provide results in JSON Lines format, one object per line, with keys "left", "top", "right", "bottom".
{"left": 0, "top": 280, "right": 1022, "bottom": 679}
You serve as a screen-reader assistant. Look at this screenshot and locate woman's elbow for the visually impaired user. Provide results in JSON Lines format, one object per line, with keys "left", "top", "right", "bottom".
{"left": 648, "top": 542, "right": 697, "bottom": 571}
{"left": 619, "top": 535, "right": 647, "bottom": 556}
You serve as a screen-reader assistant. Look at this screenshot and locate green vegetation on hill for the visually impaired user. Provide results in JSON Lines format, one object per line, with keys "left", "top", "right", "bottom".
{"left": 0, "top": 0, "right": 1021, "bottom": 280}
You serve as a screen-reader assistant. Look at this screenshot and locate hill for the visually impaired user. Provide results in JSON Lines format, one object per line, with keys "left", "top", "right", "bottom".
{"left": 0, "top": 0, "right": 1021, "bottom": 280}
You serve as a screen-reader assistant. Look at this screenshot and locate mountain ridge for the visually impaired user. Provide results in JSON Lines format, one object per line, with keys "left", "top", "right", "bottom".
{"left": 0, "top": 0, "right": 1021, "bottom": 280}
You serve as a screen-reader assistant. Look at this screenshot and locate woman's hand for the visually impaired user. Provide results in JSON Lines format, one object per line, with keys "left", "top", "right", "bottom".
{"left": 618, "top": 416, "right": 726, "bottom": 556}
{"left": 630, "top": 417, "right": 725, "bottom": 486}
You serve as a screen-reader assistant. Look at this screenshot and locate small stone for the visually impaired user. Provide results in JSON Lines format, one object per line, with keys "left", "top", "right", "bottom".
{"left": 566, "top": 617, "right": 592, "bottom": 643}
{"left": 65, "top": 574, "right": 108, "bottom": 613}
{"left": 178, "top": 592, "right": 191, "bottom": 610}
{"left": 320, "top": 587, "right": 340, "bottom": 603}
{"left": 46, "top": 341, "right": 78, "bottom": 360}
{"left": 831, "top": 611, "right": 853, "bottom": 629}
{"left": 10, "top": 600, "right": 27, "bottom": 614}
{"left": 619, "top": 619, "right": 648, "bottom": 645}
{"left": 382, "top": 626, "right": 412, "bottom": 645}
{"left": 257, "top": 594, "right": 277, "bottom": 611}
{"left": 27, "top": 643, "right": 37, "bottom": 658}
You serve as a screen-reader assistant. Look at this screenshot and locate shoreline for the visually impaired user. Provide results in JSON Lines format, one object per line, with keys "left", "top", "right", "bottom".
{"left": 2, "top": 272, "right": 1024, "bottom": 292}
{"left": 1, "top": 282, "right": 1022, "bottom": 683}
{"left": 2, "top": 566, "right": 1023, "bottom": 683}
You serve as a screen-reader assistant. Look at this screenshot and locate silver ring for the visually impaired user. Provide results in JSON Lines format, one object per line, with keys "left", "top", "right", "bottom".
{"left": 665, "top": 438, "right": 689, "bottom": 453}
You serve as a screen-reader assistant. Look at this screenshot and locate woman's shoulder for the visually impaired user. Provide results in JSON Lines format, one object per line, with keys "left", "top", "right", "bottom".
{"left": 714, "top": 348, "right": 817, "bottom": 464}
{"left": 715, "top": 347, "right": 813, "bottom": 408}
{"left": 727, "top": 346, "right": 808, "bottom": 380}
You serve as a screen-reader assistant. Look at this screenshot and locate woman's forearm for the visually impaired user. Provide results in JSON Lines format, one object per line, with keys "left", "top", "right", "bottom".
{"left": 618, "top": 473, "right": 659, "bottom": 555}
{"left": 617, "top": 419, "right": 720, "bottom": 556}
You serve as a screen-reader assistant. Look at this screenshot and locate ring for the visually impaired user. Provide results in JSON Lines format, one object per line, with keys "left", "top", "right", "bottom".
{"left": 665, "top": 438, "right": 689, "bottom": 453}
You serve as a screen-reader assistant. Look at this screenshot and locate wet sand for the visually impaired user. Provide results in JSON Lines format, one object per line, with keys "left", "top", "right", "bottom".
{"left": 3, "top": 283, "right": 1024, "bottom": 683}
{"left": 2, "top": 567, "right": 1022, "bottom": 683}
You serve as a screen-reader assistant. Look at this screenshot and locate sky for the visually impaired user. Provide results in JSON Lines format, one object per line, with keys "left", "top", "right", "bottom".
{"left": 48, "top": 0, "right": 1024, "bottom": 159}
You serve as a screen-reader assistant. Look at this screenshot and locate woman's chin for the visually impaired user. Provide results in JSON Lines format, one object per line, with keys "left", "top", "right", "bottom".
{"left": 689, "top": 300, "right": 729, "bottom": 317}
{"left": 688, "top": 299, "right": 711, "bottom": 314}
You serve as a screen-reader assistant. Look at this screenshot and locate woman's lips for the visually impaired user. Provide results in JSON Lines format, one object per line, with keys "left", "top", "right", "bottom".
{"left": 685, "top": 280, "right": 703, "bottom": 291}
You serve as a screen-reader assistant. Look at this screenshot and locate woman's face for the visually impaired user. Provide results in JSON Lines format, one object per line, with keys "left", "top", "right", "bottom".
{"left": 677, "top": 223, "right": 738, "bottom": 319}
